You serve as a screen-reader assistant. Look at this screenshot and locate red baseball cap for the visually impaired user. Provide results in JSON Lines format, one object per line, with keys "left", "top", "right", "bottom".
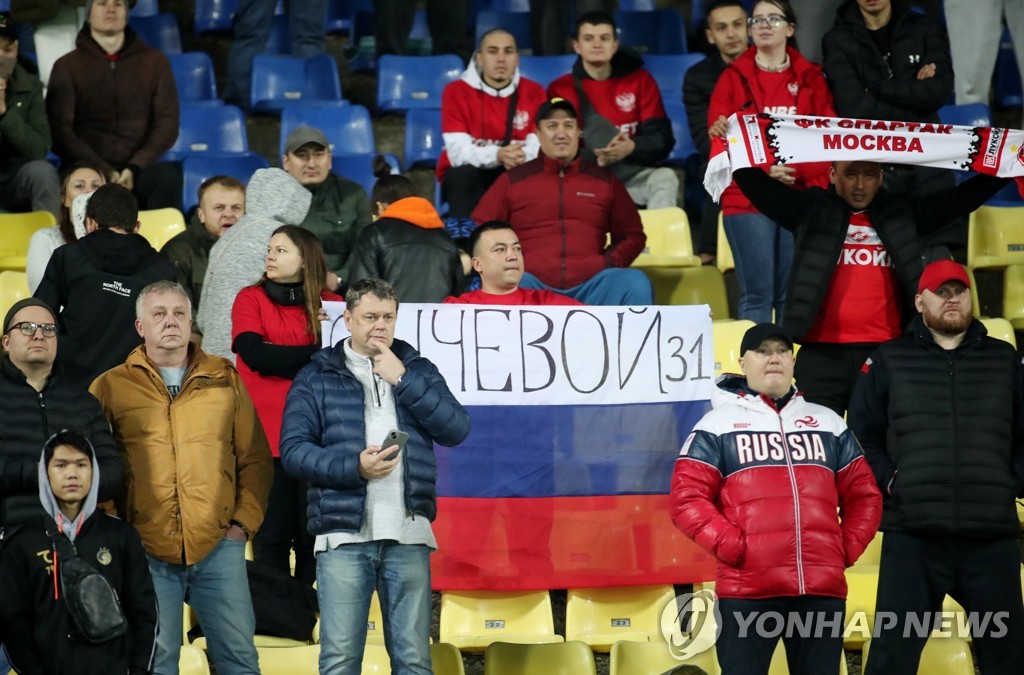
{"left": 917, "top": 260, "right": 970, "bottom": 294}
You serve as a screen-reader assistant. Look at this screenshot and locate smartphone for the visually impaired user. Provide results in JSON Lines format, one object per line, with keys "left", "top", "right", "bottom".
{"left": 379, "top": 430, "right": 409, "bottom": 461}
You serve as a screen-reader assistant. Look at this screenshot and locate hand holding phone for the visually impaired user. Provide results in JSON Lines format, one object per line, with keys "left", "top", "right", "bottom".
{"left": 379, "top": 429, "right": 409, "bottom": 461}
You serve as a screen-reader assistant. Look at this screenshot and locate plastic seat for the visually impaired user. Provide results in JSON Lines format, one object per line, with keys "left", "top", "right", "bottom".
{"left": 614, "top": 10, "right": 686, "bottom": 54}
{"left": 716, "top": 212, "right": 734, "bottom": 273}
{"left": 483, "top": 641, "right": 596, "bottom": 675}
{"left": 133, "top": 0, "right": 160, "bottom": 17}
{"left": 178, "top": 644, "right": 211, "bottom": 675}
{"left": 164, "top": 104, "right": 249, "bottom": 161}
{"left": 181, "top": 153, "right": 269, "bottom": 214}
{"left": 856, "top": 531, "right": 883, "bottom": 566}
{"left": 137, "top": 208, "right": 186, "bottom": 251}
{"left": 129, "top": 14, "right": 183, "bottom": 53}
{"left": 843, "top": 566, "right": 880, "bottom": 647}
{"left": 377, "top": 54, "right": 463, "bottom": 114}
{"left": 262, "top": 14, "right": 291, "bottom": 54}
{"left": 0, "top": 211, "right": 57, "bottom": 266}
{"left": 633, "top": 207, "right": 701, "bottom": 267}
{"left": 185, "top": 603, "right": 312, "bottom": 650}
{"left": 643, "top": 266, "right": 729, "bottom": 317}
{"left": 664, "top": 102, "right": 698, "bottom": 166}
{"left": 332, "top": 154, "right": 402, "bottom": 197}
{"left": 404, "top": 108, "right": 443, "bottom": 169}
{"left": 862, "top": 636, "right": 973, "bottom": 675}
{"left": 609, "top": 639, "right": 720, "bottom": 675}
{"left": 257, "top": 644, "right": 320, "bottom": 674}
{"left": 280, "top": 103, "right": 371, "bottom": 157}
{"left": 1003, "top": 264, "right": 1024, "bottom": 330}
{"left": 440, "top": 590, "right": 564, "bottom": 652}
{"left": 0, "top": 272, "right": 30, "bottom": 325}
{"left": 517, "top": 55, "right": 575, "bottom": 88}
{"left": 937, "top": 103, "right": 992, "bottom": 128}
{"left": 474, "top": 11, "right": 531, "bottom": 51}
{"left": 487, "top": 0, "right": 529, "bottom": 9}
{"left": 194, "top": 0, "right": 238, "bottom": 34}
{"left": 431, "top": 642, "right": 467, "bottom": 675}
{"left": 645, "top": 54, "right": 705, "bottom": 110}
{"left": 770, "top": 639, "right": 848, "bottom": 674}
{"left": 250, "top": 54, "right": 343, "bottom": 114}
{"left": 168, "top": 52, "right": 220, "bottom": 105}
{"left": 711, "top": 319, "right": 755, "bottom": 377}
{"left": 565, "top": 585, "right": 676, "bottom": 651}
{"left": 325, "top": 0, "right": 374, "bottom": 34}
{"left": 981, "top": 317, "right": 1017, "bottom": 347}
{"left": 967, "top": 205, "right": 1024, "bottom": 271}
{"left": 620, "top": 0, "right": 657, "bottom": 8}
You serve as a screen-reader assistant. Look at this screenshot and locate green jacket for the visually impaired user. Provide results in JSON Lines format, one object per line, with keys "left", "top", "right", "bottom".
{"left": 0, "top": 61, "right": 51, "bottom": 183}
{"left": 300, "top": 172, "right": 371, "bottom": 284}
{"left": 162, "top": 214, "right": 218, "bottom": 321}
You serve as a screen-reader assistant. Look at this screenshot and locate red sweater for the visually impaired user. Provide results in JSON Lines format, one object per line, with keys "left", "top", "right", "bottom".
{"left": 709, "top": 46, "right": 835, "bottom": 214}
{"left": 471, "top": 154, "right": 646, "bottom": 290}
{"left": 231, "top": 285, "right": 342, "bottom": 456}
{"left": 443, "top": 287, "right": 582, "bottom": 305}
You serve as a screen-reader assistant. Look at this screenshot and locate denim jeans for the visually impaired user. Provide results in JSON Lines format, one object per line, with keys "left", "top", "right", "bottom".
{"left": 148, "top": 538, "right": 259, "bottom": 675}
{"left": 723, "top": 212, "right": 794, "bottom": 323}
{"left": 518, "top": 268, "right": 654, "bottom": 306}
{"left": 317, "top": 542, "right": 432, "bottom": 675}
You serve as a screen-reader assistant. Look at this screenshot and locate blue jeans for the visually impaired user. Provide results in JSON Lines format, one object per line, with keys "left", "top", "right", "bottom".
{"left": 519, "top": 268, "right": 654, "bottom": 306}
{"left": 723, "top": 212, "right": 794, "bottom": 323}
{"left": 148, "top": 538, "right": 259, "bottom": 675}
{"left": 317, "top": 542, "right": 432, "bottom": 675}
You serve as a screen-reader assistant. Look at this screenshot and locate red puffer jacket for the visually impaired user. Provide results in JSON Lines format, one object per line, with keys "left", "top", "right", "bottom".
{"left": 471, "top": 154, "right": 646, "bottom": 289}
{"left": 670, "top": 375, "right": 881, "bottom": 599}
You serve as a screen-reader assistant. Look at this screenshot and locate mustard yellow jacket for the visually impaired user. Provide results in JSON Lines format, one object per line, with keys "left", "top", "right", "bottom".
{"left": 90, "top": 344, "right": 273, "bottom": 565}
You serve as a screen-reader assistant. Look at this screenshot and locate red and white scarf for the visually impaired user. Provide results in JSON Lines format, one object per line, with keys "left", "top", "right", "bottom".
{"left": 705, "top": 112, "right": 1024, "bottom": 202}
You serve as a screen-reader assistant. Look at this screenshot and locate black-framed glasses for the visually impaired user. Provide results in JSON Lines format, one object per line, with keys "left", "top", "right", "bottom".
{"left": 748, "top": 15, "right": 789, "bottom": 28}
{"left": 7, "top": 321, "right": 58, "bottom": 338}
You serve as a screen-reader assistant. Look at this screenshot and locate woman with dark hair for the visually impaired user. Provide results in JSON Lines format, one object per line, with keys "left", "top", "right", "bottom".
{"left": 25, "top": 161, "right": 106, "bottom": 291}
{"left": 230, "top": 225, "right": 341, "bottom": 584}
{"left": 347, "top": 156, "right": 464, "bottom": 302}
{"left": 708, "top": 0, "right": 835, "bottom": 323}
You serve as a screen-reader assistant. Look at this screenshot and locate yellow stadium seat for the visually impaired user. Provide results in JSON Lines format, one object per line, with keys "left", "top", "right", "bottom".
{"left": 769, "top": 640, "right": 848, "bottom": 674}
{"left": 633, "top": 207, "right": 701, "bottom": 268}
{"left": 0, "top": 211, "right": 56, "bottom": 265}
{"left": 1003, "top": 264, "right": 1024, "bottom": 329}
{"left": 642, "top": 266, "right": 731, "bottom": 318}
{"left": 257, "top": 644, "right": 320, "bottom": 675}
{"left": 358, "top": 642, "right": 465, "bottom": 675}
{"left": 179, "top": 644, "right": 211, "bottom": 675}
{"left": 711, "top": 319, "right": 755, "bottom": 378}
{"left": 137, "top": 207, "right": 186, "bottom": 250}
{"left": 863, "top": 636, "right": 974, "bottom": 675}
{"left": 967, "top": 205, "right": 1024, "bottom": 271}
{"left": 844, "top": 566, "right": 880, "bottom": 647}
{"left": 361, "top": 643, "right": 391, "bottom": 674}
{"left": 964, "top": 267, "right": 982, "bottom": 320}
{"left": 565, "top": 585, "right": 676, "bottom": 651}
{"left": 716, "top": 212, "right": 734, "bottom": 273}
{"left": 483, "top": 640, "right": 596, "bottom": 675}
{"left": 609, "top": 639, "right": 720, "bottom": 675}
{"left": 367, "top": 590, "right": 385, "bottom": 644}
{"left": 185, "top": 603, "right": 312, "bottom": 649}
{"left": 440, "top": 590, "right": 564, "bottom": 652}
{"left": 855, "top": 531, "right": 883, "bottom": 567}
{"left": 0, "top": 271, "right": 31, "bottom": 325}
{"left": 980, "top": 317, "right": 1017, "bottom": 348}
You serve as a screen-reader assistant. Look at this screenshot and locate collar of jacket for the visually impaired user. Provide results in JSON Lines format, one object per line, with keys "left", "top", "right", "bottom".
{"left": 908, "top": 314, "right": 986, "bottom": 350}
{"left": 318, "top": 337, "right": 417, "bottom": 375}
{"left": 460, "top": 58, "right": 523, "bottom": 98}
{"left": 540, "top": 153, "right": 582, "bottom": 174}
{"left": 730, "top": 45, "right": 818, "bottom": 80}
{"left": 185, "top": 213, "right": 219, "bottom": 247}
{"left": 74, "top": 23, "right": 143, "bottom": 59}
{"left": 125, "top": 342, "right": 223, "bottom": 382}
{"left": 1, "top": 355, "right": 55, "bottom": 390}
{"left": 571, "top": 46, "right": 645, "bottom": 80}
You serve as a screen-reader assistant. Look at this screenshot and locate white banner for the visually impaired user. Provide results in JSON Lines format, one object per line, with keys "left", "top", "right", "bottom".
{"left": 322, "top": 302, "right": 714, "bottom": 407}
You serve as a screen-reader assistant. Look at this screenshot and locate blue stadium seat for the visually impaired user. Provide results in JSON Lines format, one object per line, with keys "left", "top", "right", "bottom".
{"left": 485, "top": 0, "right": 528, "bottom": 10}
{"left": 937, "top": 103, "right": 992, "bottom": 128}
{"left": 250, "top": 54, "right": 343, "bottom": 114}
{"left": 615, "top": 9, "right": 687, "bottom": 54}
{"left": 664, "top": 102, "right": 697, "bottom": 166}
{"left": 263, "top": 14, "right": 291, "bottom": 54}
{"left": 645, "top": 53, "right": 705, "bottom": 108}
{"left": 194, "top": 0, "right": 237, "bottom": 34}
{"left": 167, "top": 52, "right": 220, "bottom": 105}
{"left": 995, "top": 28, "right": 1022, "bottom": 108}
{"left": 333, "top": 154, "right": 402, "bottom": 196}
{"left": 518, "top": 54, "right": 575, "bottom": 88}
{"left": 326, "top": 0, "right": 373, "bottom": 34}
{"left": 133, "top": 0, "right": 160, "bottom": 17}
{"left": 377, "top": 54, "right": 463, "bottom": 114}
{"left": 474, "top": 11, "right": 531, "bottom": 51}
{"left": 130, "top": 14, "right": 183, "bottom": 54}
{"left": 405, "top": 108, "right": 443, "bottom": 169}
{"left": 620, "top": 0, "right": 656, "bottom": 9}
{"left": 280, "top": 102, "right": 373, "bottom": 157}
{"left": 181, "top": 154, "right": 270, "bottom": 214}
{"left": 163, "top": 104, "right": 250, "bottom": 161}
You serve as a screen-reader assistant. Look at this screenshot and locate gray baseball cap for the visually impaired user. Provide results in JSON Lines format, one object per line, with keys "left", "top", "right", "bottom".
{"left": 284, "top": 126, "right": 330, "bottom": 155}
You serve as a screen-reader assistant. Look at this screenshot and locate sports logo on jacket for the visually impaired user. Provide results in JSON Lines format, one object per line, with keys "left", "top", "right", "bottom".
{"left": 732, "top": 432, "right": 828, "bottom": 466}
{"left": 616, "top": 92, "right": 636, "bottom": 113}
{"left": 513, "top": 109, "right": 530, "bottom": 131}
{"left": 787, "top": 82, "right": 799, "bottom": 97}
{"left": 794, "top": 416, "right": 819, "bottom": 429}
{"left": 96, "top": 548, "right": 113, "bottom": 566}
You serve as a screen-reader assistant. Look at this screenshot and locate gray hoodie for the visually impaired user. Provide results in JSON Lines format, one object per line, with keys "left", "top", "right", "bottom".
{"left": 196, "top": 168, "right": 312, "bottom": 361}
{"left": 38, "top": 441, "right": 100, "bottom": 543}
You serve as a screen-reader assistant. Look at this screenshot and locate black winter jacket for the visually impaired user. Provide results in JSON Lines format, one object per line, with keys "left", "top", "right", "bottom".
{"left": 0, "top": 358, "right": 121, "bottom": 534}
{"left": 682, "top": 51, "right": 728, "bottom": 160}
{"left": 0, "top": 512, "right": 158, "bottom": 674}
{"left": 848, "top": 316, "right": 1024, "bottom": 539}
{"left": 822, "top": 0, "right": 953, "bottom": 122}
{"left": 34, "top": 228, "right": 177, "bottom": 388}
{"left": 732, "top": 168, "right": 1008, "bottom": 340}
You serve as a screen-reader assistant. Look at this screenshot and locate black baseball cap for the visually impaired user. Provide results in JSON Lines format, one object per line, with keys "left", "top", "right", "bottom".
{"left": 0, "top": 13, "right": 17, "bottom": 41}
{"left": 534, "top": 97, "right": 578, "bottom": 125}
{"left": 740, "top": 323, "right": 793, "bottom": 355}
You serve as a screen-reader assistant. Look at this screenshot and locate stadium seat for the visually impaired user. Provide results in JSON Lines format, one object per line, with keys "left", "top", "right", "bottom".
{"left": 937, "top": 103, "right": 992, "bottom": 128}
{"left": 404, "top": 108, "right": 443, "bottom": 169}
{"left": 716, "top": 212, "right": 734, "bottom": 273}
{"left": 431, "top": 642, "right": 467, "bottom": 675}
{"left": 843, "top": 566, "right": 880, "bottom": 647}
{"left": 644, "top": 266, "right": 730, "bottom": 317}
{"left": 986, "top": 179, "right": 1024, "bottom": 206}
{"left": 770, "top": 640, "right": 848, "bottom": 674}
{"left": 474, "top": 11, "right": 531, "bottom": 51}
{"left": 333, "top": 153, "right": 402, "bottom": 197}
{"left": 280, "top": 102, "right": 370, "bottom": 157}
{"left": 712, "top": 319, "right": 755, "bottom": 377}
{"left": 664, "top": 102, "right": 699, "bottom": 165}
{"left": 250, "top": 54, "right": 343, "bottom": 114}
{"left": 168, "top": 52, "right": 220, "bottom": 105}
{"left": 194, "top": 0, "right": 238, "bottom": 34}
{"left": 862, "top": 636, "right": 974, "bottom": 675}
{"left": 856, "top": 531, "right": 883, "bottom": 566}
{"left": 645, "top": 54, "right": 706, "bottom": 111}
{"left": 132, "top": 0, "right": 160, "bottom": 17}
{"left": 129, "top": 14, "right": 183, "bottom": 54}
{"left": 0, "top": 211, "right": 57, "bottom": 265}
{"left": 614, "top": 10, "right": 687, "bottom": 54}
{"left": 565, "top": 585, "right": 676, "bottom": 651}
{"left": 377, "top": 54, "right": 463, "bottom": 114}
{"left": 257, "top": 645, "right": 320, "bottom": 674}
{"left": 634, "top": 207, "right": 701, "bottom": 267}
{"left": 325, "top": 0, "right": 374, "bottom": 34}
{"left": 517, "top": 55, "right": 576, "bottom": 88}
{"left": 620, "top": 0, "right": 657, "bottom": 8}
{"left": 178, "top": 644, "right": 210, "bottom": 675}
{"left": 34, "top": 4, "right": 82, "bottom": 87}
{"left": 967, "top": 205, "right": 1024, "bottom": 270}
{"left": 263, "top": 14, "right": 292, "bottom": 54}
{"left": 965, "top": 266, "right": 982, "bottom": 319}
{"left": 981, "top": 317, "right": 1017, "bottom": 347}
{"left": 137, "top": 208, "right": 186, "bottom": 251}
{"left": 487, "top": 0, "right": 529, "bottom": 10}
{"left": 164, "top": 104, "right": 250, "bottom": 161}
{"left": 0, "top": 272, "right": 31, "bottom": 325}
{"left": 609, "top": 639, "right": 720, "bottom": 675}
{"left": 1003, "top": 264, "right": 1024, "bottom": 330}
{"left": 483, "top": 641, "right": 596, "bottom": 675}
{"left": 181, "top": 153, "right": 269, "bottom": 214}
{"left": 440, "top": 590, "right": 564, "bottom": 651}
{"left": 996, "top": 28, "right": 1022, "bottom": 108}
{"left": 186, "top": 603, "right": 313, "bottom": 650}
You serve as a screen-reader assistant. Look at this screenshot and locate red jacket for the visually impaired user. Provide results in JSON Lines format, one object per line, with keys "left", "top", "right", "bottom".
{"left": 671, "top": 375, "right": 881, "bottom": 599}
{"left": 471, "top": 154, "right": 646, "bottom": 290}
{"left": 438, "top": 63, "right": 547, "bottom": 180}
{"left": 708, "top": 46, "right": 835, "bottom": 214}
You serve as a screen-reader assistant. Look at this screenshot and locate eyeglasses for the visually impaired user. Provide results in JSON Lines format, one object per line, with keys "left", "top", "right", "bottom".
{"left": 748, "top": 15, "right": 789, "bottom": 28}
{"left": 7, "top": 321, "right": 58, "bottom": 338}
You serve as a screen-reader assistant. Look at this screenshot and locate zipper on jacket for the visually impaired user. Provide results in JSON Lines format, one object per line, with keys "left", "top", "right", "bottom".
{"left": 37, "top": 391, "right": 49, "bottom": 436}
{"left": 948, "top": 354, "right": 960, "bottom": 531}
{"left": 369, "top": 357, "right": 382, "bottom": 407}
{"left": 775, "top": 407, "right": 806, "bottom": 595}
{"left": 558, "top": 169, "right": 567, "bottom": 289}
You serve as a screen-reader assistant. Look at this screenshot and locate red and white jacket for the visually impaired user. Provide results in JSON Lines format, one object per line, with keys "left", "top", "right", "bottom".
{"left": 438, "top": 62, "right": 547, "bottom": 180}
{"left": 670, "top": 375, "right": 881, "bottom": 600}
